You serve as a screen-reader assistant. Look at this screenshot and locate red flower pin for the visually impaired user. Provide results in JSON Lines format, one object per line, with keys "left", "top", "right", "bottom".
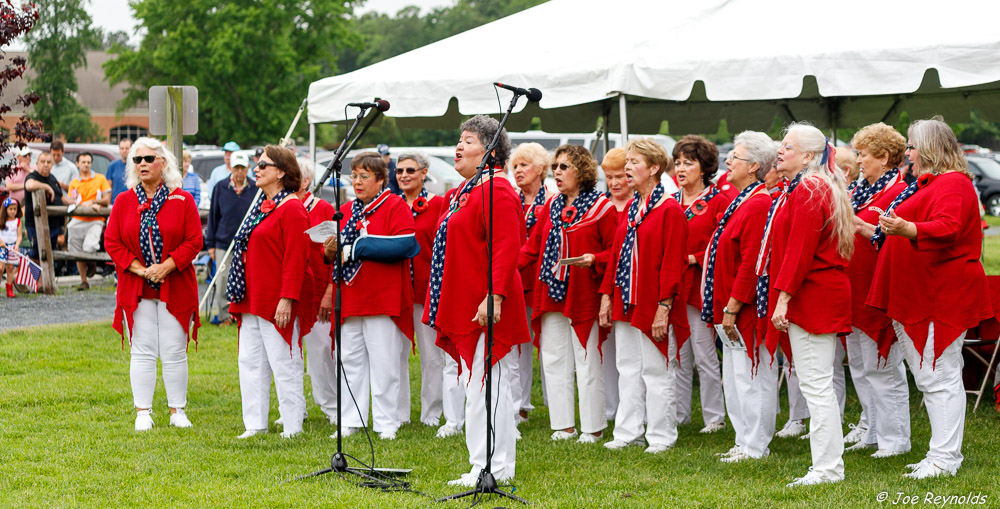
{"left": 692, "top": 199, "right": 708, "bottom": 215}
{"left": 561, "top": 206, "right": 578, "bottom": 224}
{"left": 917, "top": 173, "right": 936, "bottom": 189}
{"left": 413, "top": 196, "right": 429, "bottom": 214}
{"left": 136, "top": 202, "right": 151, "bottom": 213}
{"left": 458, "top": 194, "right": 469, "bottom": 208}
{"left": 260, "top": 199, "right": 276, "bottom": 214}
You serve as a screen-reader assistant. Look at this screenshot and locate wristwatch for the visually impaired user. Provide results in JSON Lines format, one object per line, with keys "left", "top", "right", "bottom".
{"left": 658, "top": 300, "right": 672, "bottom": 309}
{"left": 723, "top": 306, "right": 738, "bottom": 315}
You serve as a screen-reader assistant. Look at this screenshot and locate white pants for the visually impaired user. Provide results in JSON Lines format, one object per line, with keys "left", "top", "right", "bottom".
{"left": 129, "top": 299, "right": 188, "bottom": 409}
{"left": 612, "top": 322, "right": 677, "bottom": 447}
{"left": 788, "top": 323, "right": 844, "bottom": 481}
{"left": 603, "top": 327, "right": 620, "bottom": 420}
{"left": 508, "top": 306, "right": 537, "bottom": 413}
{"left": 211, "top": 259, "right": 232, "bottom": 321}
{"left": 786, "top": 339, "right": 846, "bottom": 419}
{"left": 303, "top": 313, "right": 337, "bottom": 422}
{"left": 540, "top": 313, "right": 607, "bottom": 434}
{"left": 238, "top": 314, "right": 304, "bottom": 434}
{"left": 722, "top": 341, "right": 778, "bottom": 458}
{"left": 463, "top": 333, "right": 516, "bottom": 480}
{"left": 845, "top": 329, "right": 874, "bottom": 443}
{"left": 860, "top": 329, "right": 911, "bottom": 453}
{"left": 413, "top": 304, "right": 445, "bottom": 424}
{"left": 895, "top": 321, "right": 966, "bottom": 472}
{"left": 339, "top": 315, "right": 405, "bottom": 433}
{"left": 443, "top": 352, "right": 467, "bottom": 427}
{"left": 675, "top": 305, "right": 725, "bottom": 426}
{"left": 398, "top": 334, "right": 412, "bottom": 425}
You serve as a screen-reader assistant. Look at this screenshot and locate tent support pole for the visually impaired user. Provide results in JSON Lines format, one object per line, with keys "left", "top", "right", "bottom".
{"left": 602, "top": 100, "right": 611, "bottom": 156}
{"left": 309, "top": 123, "right": 316, "bottom": 164}
{"left": 618, "top": 93, "right": 628, "bottom": 145}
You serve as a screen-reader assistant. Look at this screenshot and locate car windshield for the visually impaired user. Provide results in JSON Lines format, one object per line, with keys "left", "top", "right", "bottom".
{"left": 970, "top": 157, "right": 1000, "bottom": 180}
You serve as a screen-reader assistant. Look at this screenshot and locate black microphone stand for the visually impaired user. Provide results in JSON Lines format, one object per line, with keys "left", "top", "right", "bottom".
{"left": 436, "top": 89, "right": 531, "bottom": 505}
{"left": 293, "top": 104, "right": 412, "bottom": 488}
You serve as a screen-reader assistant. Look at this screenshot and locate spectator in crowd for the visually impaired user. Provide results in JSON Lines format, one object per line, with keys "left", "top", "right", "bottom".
{"left": 1, "top": 197, "right": 23, "bottom": 298}
{"left": 207, "top": 141, "right": 241, "bottom": 201}
{"left": 836, "top": 147, "right": 860, "bottom": 183}
{"left": 206, "top": 152, "right": 257, "bottom": 326}
{"left": 22, "top": 152, "right": 66, "bottom": 261}
{"left": 0, "top": 146, "right": 32, "bottom": 205}
{"left": 181, "top": 150, "right": 201, "bottom": 207}
{"left": 377, "top": 144, "right": 401, "bottom": 194}
{"left": 66, "top": 152, "right": 111, "bottom": 291}
{"left": 107, "top": 138, "right": 132, "bottom": 203}
{"left": 49, "top": 140, "right": 79, "bottom": 192}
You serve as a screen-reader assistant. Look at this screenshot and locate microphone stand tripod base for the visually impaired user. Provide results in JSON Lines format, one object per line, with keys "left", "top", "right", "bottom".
{"left": 435, "top": 471, "right": 527, "bottom": 504}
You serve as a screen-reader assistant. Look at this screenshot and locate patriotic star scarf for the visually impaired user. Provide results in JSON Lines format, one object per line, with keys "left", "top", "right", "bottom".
{"left": 753, "top": 172, "right": 803, "bottom": 318}
{"left": 673, "top": 185, "right": 720, "bottom": 220}
{"left": 539, "top": 189, "right": 613, "bottom": 301}
{"left": 850, "top": 168, "right": 900, "bottom": 213}
{"left": 335, "top": 188, "right": 393, "bottom": 285}
{"left": 870, "top": 173, "right": 935, "bottom": 249}
{"left": 521, "top": 188, "right": 547, "bottom": 230}
{"left": 615, "top": 183, "right": 665, "bottom": 311}
{"left": 135, "top": 183, "right": 169, "bottom": 290}
{"left": 426, "top": 177, "right": 480, "bottom": 328}
{"left": 227, "top": 189, "right": 291, "bottom": 303}
{"left": 700, "top": 181, "right": 765, "bottom": 323}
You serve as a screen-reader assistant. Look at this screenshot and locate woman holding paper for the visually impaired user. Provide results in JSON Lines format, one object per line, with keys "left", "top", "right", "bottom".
{"left": 518, "top": 144, "right": 618, "bottom": 443}
{"left": 702, "top": 131, "right": 778, "bottom": 463}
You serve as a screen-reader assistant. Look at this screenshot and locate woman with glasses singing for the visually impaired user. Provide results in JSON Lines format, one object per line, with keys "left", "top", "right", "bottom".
{"left": 519, "top": 144, "right": 617, "bottom": 444}
{"left": 867, "top": 118, "right": 991, "bottom": 479}
{"left": 229, "top": 146, "right": 314, "bottom": 439}
{"left": 105, "top": 137, "right": 203, "bottom": 431}
{"left": 670, "top": 135, "right": 730, "bottom": 434}
{"left": 323, "top": 152, "right": 419, "bottom": 440}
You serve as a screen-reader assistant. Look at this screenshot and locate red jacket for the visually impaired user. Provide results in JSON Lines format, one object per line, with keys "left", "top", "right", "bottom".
{"left": 600, "top": 194, "right": 691, "bottom": 359}
{"left": 229, "top": 197, "right": 315, "bottom": 346}
{"left": 848, "top": 181, "right": 907, "bottom": 359}
{"left": 422, "top": 177, "right": 531, "bottom": 371}
{"left": 305, "top": 194, "right": 335, "bottom": 306}
{"left": 680, "top": 188, "right": 732, "bottom": 309}
{"left": 867, "top": 172, "right": 992, "bottom": 363}
{"left": 766, "top": 176, "right": 852, "bottom": 360}
{"left": 105, "top": 187, "right": 203, "bottom": 345}
{"left": 518, "top": 192, "right": 553, "bottom": 310}
{"left": 518, "top": 196, "right": 618, "bottom": 351}
{"left": 410, "top": 193, "right": 446, "bottom": 307}
{"left": 710, "top": 190, "right": 771, "bottom": 365}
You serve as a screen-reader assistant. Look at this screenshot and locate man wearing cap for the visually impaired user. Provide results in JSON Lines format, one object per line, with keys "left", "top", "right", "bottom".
{"left": 66, "top": 152, "right": 111, "bottom": 291}
{"left": 106, "top": 138, "right": 132, "bottom": 203}
{"left": 207, "top": 141, "right": 241, "bottom": 202}
{"left": 377, "top": 144, "right": 402, "bottom": 194}
{"left": 0, "top": 147, "right": 33, "bottom": 205}
{"left": 49, "top": 140, "right": 79, "bottom": 192}
{"left": 206, "top": 152, "right": 257, "bottom": 325}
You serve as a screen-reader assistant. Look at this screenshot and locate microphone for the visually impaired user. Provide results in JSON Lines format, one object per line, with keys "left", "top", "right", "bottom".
{"left": 493, "top": 83, "right": 542, "bottom": 102}
{"left": 347, "top": 99, "right": 390, "bottom": 112}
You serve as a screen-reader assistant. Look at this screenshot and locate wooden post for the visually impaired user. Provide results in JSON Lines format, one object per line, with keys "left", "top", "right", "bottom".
{"left": 31, "top": 189, "right": 56, "bottom": 294}
{"left": 166, "top": 86, "right": 184, "bottom": 163}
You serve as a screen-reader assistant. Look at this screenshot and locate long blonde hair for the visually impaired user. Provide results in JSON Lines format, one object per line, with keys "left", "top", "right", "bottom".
{"left": 908, "top": 117, "right": 973, "bottom": 179}
{"left": 784, "top": 123, "right": 854, "bottom": 260}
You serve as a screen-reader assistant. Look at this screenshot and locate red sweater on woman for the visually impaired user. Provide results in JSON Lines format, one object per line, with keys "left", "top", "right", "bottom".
{"left": 710, "top": 190, "right": 771, "bottom": 365}
{"left": 849, "top": 181, "right": 907, "bottom": 359}
{"left": 867, "top": 172, "right": 992, "bottom": 363}
{"left": 229, "top": 197, "right": 315, "bottom": 346}
{"left": 422, "top": 177, "right": 531, "bottom": 372}
{"left": 105, "top": 187, "right": 203, "bottom": 345}
{"left": 680, "top": 188, "right": 732, "bottom": 309}
{"left": 411, "top": 193, "right": 446, "bottom": 306}
{"left": 518, "top": 197, "right": 618, "bottom": 351}
{"left": 304, "top": 194, "right": 335, "bottom": 306}
{"left": 518, "top": 191, "right": 552, "bottom": 311}
{"left": 765, "top": 176, "right": 852, "bottom": 360}
{"left": 600, "top": 195, "right": 691, "bottom": 359}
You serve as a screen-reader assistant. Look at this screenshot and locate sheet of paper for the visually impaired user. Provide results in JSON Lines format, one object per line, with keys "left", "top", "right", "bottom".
{"left": 305, "top": 220, "right": 339, "bottom": 244}
{"left": 558, "top": 256, "right": 586, "bottom": 266}
{"left": 714, "top": 323, "right": 746, "bottom": 350}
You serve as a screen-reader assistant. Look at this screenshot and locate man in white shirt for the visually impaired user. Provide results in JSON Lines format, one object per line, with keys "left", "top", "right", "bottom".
{"left": 48, "top": 140, "right": 79, "bottom": 192}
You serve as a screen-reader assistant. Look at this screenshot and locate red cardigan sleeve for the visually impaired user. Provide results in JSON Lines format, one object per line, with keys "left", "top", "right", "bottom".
{"left": 912, "top": 187, "right": 965, "bottom": 251}
{"left": 104, "top": 196, "right": 137, "bottom": 270}
{"left": 730, "top": 200, "right": 767, "bottom": 304}
{"left": 165, "top": 192, "right": 204, "bottom": 271}
{"left": 600, "top": 218, "right": 626, "bottom": 296}
{"left": 591, "top": 209, "right": 618, "bottom": 280}
{"left": 658, "top": 205, "right": 687, "bottom": 302}
{"left": 279, "top": 203, "right": 310, "bottom": 302}
{"left": 490, "top": 189, "right": 523, "bottom": 298}
{"left": 773, "top": 179, "right": 826, "bottom": 297}
{"left": 517, "top": 202, "right": 547, "bottom": 270}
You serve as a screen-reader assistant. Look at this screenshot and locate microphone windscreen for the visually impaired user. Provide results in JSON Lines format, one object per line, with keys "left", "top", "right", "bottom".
{"left": 526, "top": 88, "right": 543, "bottom": 102}
{"left": 375, "top": 99, "right": 390, "bottom": 112}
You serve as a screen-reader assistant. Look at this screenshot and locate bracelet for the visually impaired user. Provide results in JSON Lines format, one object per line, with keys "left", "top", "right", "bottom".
{"left": 723, "top": 306, "right": 738, "bottom": 315}
{"left": 658, "top": 301, "right": 672, "bottom": 309}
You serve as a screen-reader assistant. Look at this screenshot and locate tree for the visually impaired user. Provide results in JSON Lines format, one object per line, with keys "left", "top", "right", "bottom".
{"left": 24, "top": 0, "right": 102, "bottom": 142}
{"left": 104, "top": 0, "right": 361, "bottom": 146}
{"left": 0, "top": 2, "right": 47, "bottom": 181}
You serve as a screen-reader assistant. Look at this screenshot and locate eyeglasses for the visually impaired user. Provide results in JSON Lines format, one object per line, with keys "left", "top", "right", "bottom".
{"left": 257, "top": 161, "right": 280, "bottom": 170}
{"left": 906, "top": 145, "right": 916, "bottom": 151}
{"left": 395, "top": 167, "right": 421, "bottom": 175}
{"left": 350, "top": 173, "right": 374, "bottom": 181}
{"left": 550, "top": 162, "right": 573, "bottom": 171}
{"left": 727, "top": 154, "right": 751, "bottom": 163}
{"left": 132, "top": 155, "right": 159, "bottom": 164}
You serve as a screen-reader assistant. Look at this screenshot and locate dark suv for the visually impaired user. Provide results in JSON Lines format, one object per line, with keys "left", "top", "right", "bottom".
{"left": 967, "top": 155, "right": 1000, "bottom": 216}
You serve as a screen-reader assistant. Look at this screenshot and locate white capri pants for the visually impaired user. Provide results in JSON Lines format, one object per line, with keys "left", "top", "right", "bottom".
{"left": 508, "top": 306, "right": 538, "bottom": 413}
{"left": 612, "top": 321, "right": 677, "bottom": 447}
{"left": 845, "top": 329, "right": 875, "bottom": 443}
{"left": 540, "top": 312, "right": 607, "bottom": 434}
{"left": 462, "top": 333, "right": 517, "bottom": 480}
{"left": 786, "top": 339, "right": 846, "bottom": 420}
{"left": 722, "top": 340, "right": 778, "bottom": 458}
{"left": 675, "top": 304, "right": 725, "bottom": 426}
{"left": 238, "top": 314, "right": 305, "bottom": 434}
{"left": 303, "top": 313, "right": 337, "bottom": 422}
{"left": 339, "top": 315, "right": 406, "bottom": 433}
{"left": 129, "top": 299, "right": 189, "bottom": 410}
{"left": 788, "top": 323, "right": 845, "bottom": 481}
{"left": 859, "top": 328, "right": 911, "bottom": 453}
{"left": 413, "top": 304, "right": 449, "bottom": 425}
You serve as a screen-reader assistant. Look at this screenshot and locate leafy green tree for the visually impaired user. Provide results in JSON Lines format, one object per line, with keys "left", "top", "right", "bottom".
{"left": 105, "top": 0, "right": 360, "bottom": 146}
{"left": 0, "top": 2, "right": 47, "bottom": 181}
{"left": 24, "top": 0, "right": 102, "bottom": 142}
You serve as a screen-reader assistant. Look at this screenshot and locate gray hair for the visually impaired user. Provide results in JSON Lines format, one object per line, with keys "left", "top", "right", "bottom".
{"left": 125, "top": 137, "right": 182, "bottom": 191}
{"left": 733, "top": 131, "right": 777, "bottom": 181}
{"left": 297, "top": 157, "right": 315, "bottom": 184}
{"left": 461, "top": 115, "right": 511, "bottom": 167}
{"left": 396, "top": 150, "right": 430, "bottom": 171}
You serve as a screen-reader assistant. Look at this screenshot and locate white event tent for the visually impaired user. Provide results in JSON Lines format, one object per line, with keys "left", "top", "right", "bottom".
{"left": 307, "top": 0, "right": 1000, "bottom": 142}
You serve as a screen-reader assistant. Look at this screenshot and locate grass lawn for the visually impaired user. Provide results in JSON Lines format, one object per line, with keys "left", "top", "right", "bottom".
{"left": 1, "top": 320, "right": 999, "bottom": 508}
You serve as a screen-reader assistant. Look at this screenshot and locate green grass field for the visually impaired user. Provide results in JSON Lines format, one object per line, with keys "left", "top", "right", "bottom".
{"left": 1, "top": 319, "right": 998, "bottom": 508}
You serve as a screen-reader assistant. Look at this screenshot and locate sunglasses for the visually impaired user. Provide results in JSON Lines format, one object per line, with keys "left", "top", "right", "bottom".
{"left": 550, "top": 162, "right": 572, "bottom": 171}
{"left": 395, "top": 167, "right": 421, "bottom": 175}
{"left": 906, "top": 145, "right": 916, "bottom": 151}
{"left": 132, "top": 155, "right": 159, "bottom": 164}
{"left": 257, "top": 161, "right": 280, "bottom": 170}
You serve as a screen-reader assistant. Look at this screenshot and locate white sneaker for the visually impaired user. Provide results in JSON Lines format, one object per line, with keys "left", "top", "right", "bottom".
{"left": 872, "top": 448, "right": 909, "bottom": 459}
{"left": 799, "top": 432, "right": 811, "bottom": 441}
{"left": 280, "top": 430, "right": 301, "bottom": 439}
{"left": 903, "top": 461, "right": 956, "bottom": 480}
{"left": 776, "top": 419, "right": 806, "bottom": 438}
{"left": 447, "top": 472, "right": 479, "bottom": 488}
{"left": 275, "top": 416, "right": 283, "bottom": 427}
{"left": 330, "top": 426, "right": 359, "bottom": 439}
{"left": 715, "top": 445, "right": 741, "bottom": 457}
{"left": 378, "top": 430, "right": 397, "bottom": 440}
{"left": 551, "top": 430, "right": 579, "bottom": 441}
{"left": 169, "top": 409, "right": 192, "bottom": 428}
{"left": 421, "top": 418, "right": 439, "bottom": 427}
{"left": 577, "top": 432, "right": 602, "bottom": 444}
{"left": 237, "top": 429, "right": 266, "bottom": 439}
{"left": 843, "top": 423, "right": 868, "bottom": 444}
{"left": 906, "top": 458, "right": 931, "bottom": 471}
{"left": 604, "top": 438, "right": 645, "bottom": 450}
{"left": 786, "top": 468, "right": 842, "bottom": 487}
{"left": 721, "top": 450, "right": 751, "bottom": 463}
{"left": 134, "top": 410, "right": 154, "bottom": 432}
{"left": 514, "top": 427, "right": 522, "bottom": 441}
{"left": 644, "top": 443, "right": 673, "bottom": 454}
{"left": 436, "top": 423, "right": 462, "bottom": 438}
{"left": 699, "top": 421, "right": 726, "bottom": 434}
{"left": 845, "top": 441, "right": 876, "bottom": 452}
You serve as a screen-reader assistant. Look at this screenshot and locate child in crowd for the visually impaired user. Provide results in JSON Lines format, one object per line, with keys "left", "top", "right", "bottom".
{"left": 0, "top": 197, "right": 23, "bottom": 297}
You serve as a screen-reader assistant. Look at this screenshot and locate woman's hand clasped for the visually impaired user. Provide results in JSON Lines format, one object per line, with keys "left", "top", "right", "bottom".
{"left": 473, "top": 294, "right": 504, "bottom": 326}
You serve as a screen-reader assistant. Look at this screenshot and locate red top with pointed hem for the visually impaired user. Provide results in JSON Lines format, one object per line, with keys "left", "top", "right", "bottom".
{"left": 422, "top": 177, "right": 531, "bottom": 372}
{"left": 410, "top": 194, "right": 446, "bottom": 305}
{"left": 765, "top": 176, "right": 852, "bottom": 361}
{"left": 304, "top": 194, "right": 335, "bottom": 305}
{"left": 849, "top": 181, "right": 907, "bottom": 359}
{"left": 518, "top": 191, "right": 552, "bottom": 310}
{"left": 710, "top": 191, "right": 771, "bottom": 366}
{"left": 680, "top": 190, "right": 732, "bottom": 309}
{"left": 867, "top": 172, "right": 991, "bottom": 364}
{"left": 105, "top": 188, "right": 203, "bottom": 346}
{"left": 229, "top": 197, "right": 315, "bottom": 346}
{"left": 518, "top": 197, "right": 618, "bottom": 352}
{"left": 600, "top": 195, "right": 691, "bottom": 359}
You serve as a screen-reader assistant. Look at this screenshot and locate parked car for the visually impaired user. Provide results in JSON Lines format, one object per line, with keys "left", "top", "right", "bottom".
{"left": 27, "top": 142, "right": 120, "bottom": 176}
{"left": 316, "top": 146, "right": 463, "bottom": 199}
{"left": 967, "top": 155, "right": 1000, "bottom": 216}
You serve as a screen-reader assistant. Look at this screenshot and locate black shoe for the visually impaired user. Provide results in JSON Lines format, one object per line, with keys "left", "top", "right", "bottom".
{"left": 87, "top": 262, "right": 96, "bottom": 278}
{"left": 78, "top": 281, "right": 90, "bottom": 291}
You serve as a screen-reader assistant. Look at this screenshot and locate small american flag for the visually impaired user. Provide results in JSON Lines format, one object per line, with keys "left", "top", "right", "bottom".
{"left": 14, "top": 251, "right": 41, "bottom": 292}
